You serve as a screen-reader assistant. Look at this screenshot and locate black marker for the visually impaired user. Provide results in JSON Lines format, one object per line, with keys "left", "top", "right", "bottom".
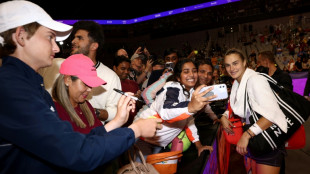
{"left": 113, "top": 88, "right": 144, "bottom": 103}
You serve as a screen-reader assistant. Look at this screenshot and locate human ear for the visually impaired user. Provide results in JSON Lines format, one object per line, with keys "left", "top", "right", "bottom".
{"left": 90, "top": 42, "right": 98, "bottom": 50}
{"left": 14, "top": 27, "right": 27, "bottom": 47}
{"left": 243, "top": 59, "right": 247, "bottom": 67}
{"left": 64, "top": 75, "right": 72, "bottom": 86}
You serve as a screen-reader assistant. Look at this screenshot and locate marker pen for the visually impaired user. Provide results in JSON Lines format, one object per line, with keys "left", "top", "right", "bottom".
{"left": 113, "top": 88, "right": 145, "bottom": 103}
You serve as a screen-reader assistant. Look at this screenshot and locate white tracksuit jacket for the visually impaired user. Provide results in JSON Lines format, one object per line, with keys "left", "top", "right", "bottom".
{"left": 135, "top": 81, "right": 200, "bottom": 147}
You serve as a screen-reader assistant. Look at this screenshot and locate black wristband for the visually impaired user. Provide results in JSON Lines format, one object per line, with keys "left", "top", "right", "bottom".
{"left": 246, "top": 130, "right": 253, "bottom": 138}
{"left": 217, "top": 114, "right": 223, "bottom": 119}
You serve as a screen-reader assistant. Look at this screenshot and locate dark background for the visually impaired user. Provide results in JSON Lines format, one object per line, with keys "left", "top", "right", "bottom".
{"left": 26, "top": 0, "right": 214, "bottom": 19}
{"left": 10, "top": 0, "right": 310, "bottom": 67}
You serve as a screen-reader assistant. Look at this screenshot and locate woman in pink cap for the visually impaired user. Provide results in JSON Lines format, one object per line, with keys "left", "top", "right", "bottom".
{"left": 52, "top": 54, "right": 107, "bottom": 134}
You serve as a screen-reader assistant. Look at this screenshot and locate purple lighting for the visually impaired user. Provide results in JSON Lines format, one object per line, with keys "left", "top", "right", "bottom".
{"left": 56, "top": 0, "right": 240, "bottom": 25}
{"left": 290, "top": 72, "right": 308, "bottom": 96}
{"left": 203, "top": 140, "right": 218, "bottom": 174}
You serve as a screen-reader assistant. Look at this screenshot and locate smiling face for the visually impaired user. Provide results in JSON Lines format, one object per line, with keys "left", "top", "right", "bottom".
{"left": 113, "top": 61, "right": 130, "bottom": 80}
{"left": 65, "top": 76, "right": 92, "bottom": 107}
{"left": 224, "top": 53, "right": 247, "bottom": 83}
{"left": 177, "top": 62, "right": 198, "bottom": 91}
{"left": 198, "top": 64, "right": 213, "bottom": 85}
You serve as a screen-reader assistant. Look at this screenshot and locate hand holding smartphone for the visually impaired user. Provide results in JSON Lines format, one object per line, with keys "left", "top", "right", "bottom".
{"left": 199, "top": 84, "right": 228, "bottom": 101}
{"left": 165, "top": 62, "right": 174, "bottom": 72}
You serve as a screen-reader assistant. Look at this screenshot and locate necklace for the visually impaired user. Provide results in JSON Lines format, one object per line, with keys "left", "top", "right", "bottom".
{"left": 75, "top": 106, "right": 83, "bottom": 115}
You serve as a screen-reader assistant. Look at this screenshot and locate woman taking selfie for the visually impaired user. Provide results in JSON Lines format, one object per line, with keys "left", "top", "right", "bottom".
{"left": 134, "top": 59, "right": 215, "bottom": 159}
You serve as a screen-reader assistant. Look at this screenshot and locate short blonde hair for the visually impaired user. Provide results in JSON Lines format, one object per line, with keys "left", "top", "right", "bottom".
{"left": 0, "top": 22, "right": 40, "bottom": 57}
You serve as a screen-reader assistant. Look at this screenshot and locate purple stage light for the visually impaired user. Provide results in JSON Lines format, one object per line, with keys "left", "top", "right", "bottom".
{"left": 56, "top": 0, "right": 240, "bottom": 25}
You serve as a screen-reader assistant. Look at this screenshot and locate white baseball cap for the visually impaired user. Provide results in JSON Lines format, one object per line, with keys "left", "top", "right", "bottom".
{"left": 0, "top": 0, "right": 72, "bottom": 41}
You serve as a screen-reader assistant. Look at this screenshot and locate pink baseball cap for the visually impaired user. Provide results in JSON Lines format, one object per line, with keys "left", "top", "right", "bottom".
{"left": 60, "top": 54, "right": 107, "bottom": 87}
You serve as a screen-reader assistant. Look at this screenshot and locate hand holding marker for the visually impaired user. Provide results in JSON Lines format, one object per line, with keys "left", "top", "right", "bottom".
{"left": 113, "top": 88, "right": 145, "bottom": 103}
{"left": 113, "top": 88, "right": 162, "bottom": 124}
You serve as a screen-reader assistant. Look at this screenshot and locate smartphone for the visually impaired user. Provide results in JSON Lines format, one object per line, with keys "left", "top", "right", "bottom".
{"left": 199, "top": 84, "right": 228, "bottom": 101}
{"left": 165, "top": 62, "right": 174, "bottom": 72}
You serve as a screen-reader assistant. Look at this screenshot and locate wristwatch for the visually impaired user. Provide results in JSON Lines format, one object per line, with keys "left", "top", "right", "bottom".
{"left": 95, "top": 108, "right": 101, "bottom": 118}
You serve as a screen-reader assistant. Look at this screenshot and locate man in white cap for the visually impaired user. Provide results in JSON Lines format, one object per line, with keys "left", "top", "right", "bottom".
{"left": 0, "top": 1, "right": 161, "bottom": 173}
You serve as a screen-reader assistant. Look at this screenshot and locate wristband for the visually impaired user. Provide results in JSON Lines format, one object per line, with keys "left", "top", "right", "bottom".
{"left": 249, "top": 123, "right": 263, "bottom": 135}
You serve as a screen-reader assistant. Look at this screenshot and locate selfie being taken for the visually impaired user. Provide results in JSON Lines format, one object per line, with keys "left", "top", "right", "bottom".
{"left": 1, "top": 0, "right": 310, "bottom": 174}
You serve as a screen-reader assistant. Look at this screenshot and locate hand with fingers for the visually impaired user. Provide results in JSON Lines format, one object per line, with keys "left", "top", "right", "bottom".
{"left": 188, "top": 85, "right": 217, "bottom": 113}
{"left": 220, "top": 116, "right": 235, "bottom": 134}
{"left": 145, "top": 59, "right": 153, "bottom": 72}
{"left": 195, "top": 140, "right": 213, "bottom": 157}
{"left": 129, "top": 118, "right": 163, "bottom": 138}
{"left": 105, "top": 93, "right": 136, "bottom": 132}
{"left": 236, "top": 132, "right": 251, "bottom": 156}
{"left": 143, "top": 47, "right": 151, "bottom": 58}
{"left": 198, "top": 145, "right": 213, "bottom": 156}
{"left": 116, "top": 92, "right": 136, "bottom": 124}
{"left": 134, "top": 47, "right": 143, "bottom": 55}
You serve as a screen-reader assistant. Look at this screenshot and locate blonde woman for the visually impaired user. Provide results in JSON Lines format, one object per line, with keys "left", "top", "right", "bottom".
{"left": 52, "top": 75, "right": 103, "bottom": 134}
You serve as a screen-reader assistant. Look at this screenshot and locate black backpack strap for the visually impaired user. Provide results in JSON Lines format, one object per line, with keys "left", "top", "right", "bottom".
{"left": 244, "top": 76, "right": 278, "bottom": 151}
{"left": 258, "top": 73, "right": 277, "bottom": 84}
{"left": 258, "top": 73, "right": 284, "bottom": 92}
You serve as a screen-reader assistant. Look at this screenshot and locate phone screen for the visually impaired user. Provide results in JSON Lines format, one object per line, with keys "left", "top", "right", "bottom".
{"left": 165, "top": 62, "right": 174, "bottom": 71}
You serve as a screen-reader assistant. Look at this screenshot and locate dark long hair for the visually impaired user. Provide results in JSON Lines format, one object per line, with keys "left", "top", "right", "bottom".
{"left": 166, "top": 59, "right": 197, "bottom": 98}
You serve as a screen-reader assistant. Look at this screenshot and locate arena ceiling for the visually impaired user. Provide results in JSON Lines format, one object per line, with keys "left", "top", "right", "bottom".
{"left": 23, "top": 0, "right": 214, "bottom": 20}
